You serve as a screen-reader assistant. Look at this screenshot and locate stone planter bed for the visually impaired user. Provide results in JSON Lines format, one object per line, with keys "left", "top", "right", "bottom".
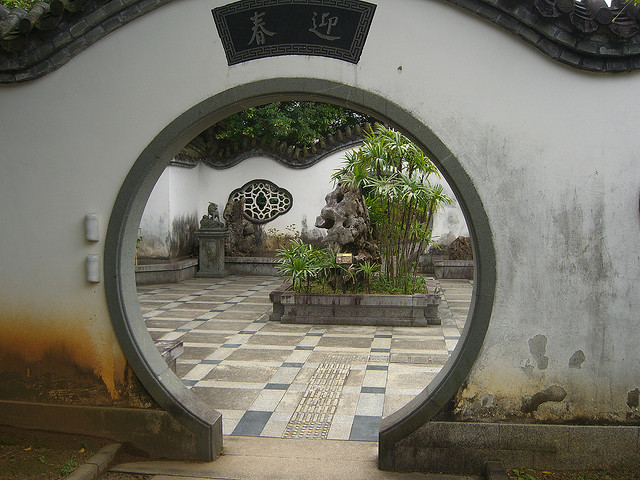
{"left": 135, "top": 256, "right": 280, "bottom": 285}
{"left": 225, "top": 256, "right": 280, "bottom": 275}
{"left": 270, "top": 283, "right": 440, "bottom": 327}
{"left": 135, "top": 257, "right": 198, "bottom": 285}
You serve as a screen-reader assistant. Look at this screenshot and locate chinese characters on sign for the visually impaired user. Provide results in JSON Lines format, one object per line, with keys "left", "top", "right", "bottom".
{"left": 213, "top": 0, "right": 376, "bottom": 65}
{"left": 248, "top": 11, "right": 276, "bottom": 46}
{"left": 309, "top": 12, "right": 340, "bottom": 41}
{"left": 249, "top": 10, "right": 341, "bottom": 46}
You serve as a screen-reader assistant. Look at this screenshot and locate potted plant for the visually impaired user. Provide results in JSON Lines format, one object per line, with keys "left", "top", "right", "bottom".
{"left": 270, "top": 239, "right": 440, "bottom": 326}
{"left": 270, "top": 125, "right": 451, "bottom": 326}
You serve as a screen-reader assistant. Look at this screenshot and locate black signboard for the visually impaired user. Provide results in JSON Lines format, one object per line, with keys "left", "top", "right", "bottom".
{"left": 213, "top": 0, "right": 376, "bottom": 65}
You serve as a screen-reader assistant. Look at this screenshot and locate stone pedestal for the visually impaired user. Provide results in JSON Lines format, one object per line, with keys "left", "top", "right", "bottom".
{"left": 195, "top": 228, "right": 229, "bottom": 277}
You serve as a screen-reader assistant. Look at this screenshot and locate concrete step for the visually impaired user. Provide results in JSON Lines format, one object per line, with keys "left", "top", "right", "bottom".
{"left": 110, "top": 436, "right": 480, "bottom": 480}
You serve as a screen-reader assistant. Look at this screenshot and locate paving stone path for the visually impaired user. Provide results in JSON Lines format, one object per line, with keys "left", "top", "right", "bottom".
{"left": 138, "top": 275, "right": 472, "bottom": 441}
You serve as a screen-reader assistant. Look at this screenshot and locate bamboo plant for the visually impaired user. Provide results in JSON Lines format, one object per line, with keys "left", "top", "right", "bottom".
{"left": 332, "top": 124, "right": 453, "bottom": 293}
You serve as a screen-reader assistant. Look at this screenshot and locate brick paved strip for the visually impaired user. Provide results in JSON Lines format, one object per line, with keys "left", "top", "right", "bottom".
{"left": 283, "top": 354, "right": 353, "bottom": 439}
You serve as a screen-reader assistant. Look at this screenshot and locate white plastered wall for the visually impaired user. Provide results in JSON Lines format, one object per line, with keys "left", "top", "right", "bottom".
{"left": 139, "top": 149, "right": 467, "bottom": 253}
{"left": 139, "top": 164, "right": 199, "bottom": 258}
{"left": 1, "top": 0, "right": 639, "bottom": 419}
{"left": 139, "top": 168, "right": 171, "bottom": 257}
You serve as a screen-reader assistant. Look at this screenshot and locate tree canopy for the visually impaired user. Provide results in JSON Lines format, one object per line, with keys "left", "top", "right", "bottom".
{"left": 1, "top": 0, "right": 47, "bottom": 9}
{"left": 180, "top": 101, "right": 374, "bottom": 161}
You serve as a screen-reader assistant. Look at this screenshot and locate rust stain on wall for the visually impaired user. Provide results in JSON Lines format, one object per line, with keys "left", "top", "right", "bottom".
{"left": 0, "top": 308, "right": 153, "bottom": 407}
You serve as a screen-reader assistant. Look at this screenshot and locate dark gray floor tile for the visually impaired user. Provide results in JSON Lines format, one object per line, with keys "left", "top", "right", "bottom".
{"left": 264, "top": 383, "right": 290, "bottom": 390}
{"left": 366, "top": 365, "right": 388, "bottom": 371}
{"left": 232, "top": 411, "right": 272, "bottom": 436}
{"left": 349, "top": 415, "right": 381, "bottom": 441}
{"left": 361, "top": 386, "right": 386, "bottom": 394}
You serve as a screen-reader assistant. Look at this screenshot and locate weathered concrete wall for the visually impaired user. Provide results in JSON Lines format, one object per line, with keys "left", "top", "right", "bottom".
{"left": 139, "top": 168, "right": 172, "bottom": 258}
{"left": 139, "top": 166, "right": 199, "bottom": 260}
{"left": 1, "top": 0, "right": 639, "bottom": 465}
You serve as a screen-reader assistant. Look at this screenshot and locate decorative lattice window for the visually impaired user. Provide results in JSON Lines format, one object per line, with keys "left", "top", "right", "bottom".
{"left": 229, "top": 180, "right": 293, "bottom": 224}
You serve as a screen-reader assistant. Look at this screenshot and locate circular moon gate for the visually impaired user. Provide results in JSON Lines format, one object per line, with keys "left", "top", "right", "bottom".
{"left": 104, "top": 78, "right": 496, "bottom": 466}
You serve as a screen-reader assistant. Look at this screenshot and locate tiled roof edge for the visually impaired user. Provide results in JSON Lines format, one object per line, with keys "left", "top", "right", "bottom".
{"left": 1, "top": 0, "right": 640, "bottom": 83}
{"left": 0, "top": 0, "right": 175, "bottom": 83}
{"left": 170, "top": 126, "right": 367, "bottom": 170}
{"left": 452, "top": 0, "right": 640, "bottom": 72}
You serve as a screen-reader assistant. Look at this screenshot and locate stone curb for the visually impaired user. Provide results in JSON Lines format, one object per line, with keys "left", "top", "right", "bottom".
{"left": 484, "top": 461, "right": 509, "bottom": 480}
{"left": 65, "top": 443, "right": 123, "bottom": 480}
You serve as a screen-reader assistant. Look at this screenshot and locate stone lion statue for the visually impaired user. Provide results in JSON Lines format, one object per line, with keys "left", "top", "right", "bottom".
{"left": 208, "top": 202, "right": 220, "bottom": 222}
{"left": 200, "top": 202, "right": 224, "bottom": 229}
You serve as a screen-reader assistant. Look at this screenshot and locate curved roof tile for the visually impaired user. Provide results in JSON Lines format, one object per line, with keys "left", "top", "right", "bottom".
{"left": 1, "top": 0, "right": 640, "bottom": 83}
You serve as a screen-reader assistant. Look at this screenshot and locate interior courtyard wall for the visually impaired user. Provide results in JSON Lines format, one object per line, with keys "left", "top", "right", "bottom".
{"left": 140, "top": 150, "right": 467, "bottom": 256}
{"left": 1, "top": 0, "right": 639, "bottom": 455}
{"left": 138, "top": 168, "right": 172, "bottom": 258}
{"left": 139, "top": 163, "right": 200, "bottom": 259}
{"left": 167, "top": 165, "right": 200, "bottom": 258}
{"left": 196, "top": 153, "right": 341, "bottom": 241}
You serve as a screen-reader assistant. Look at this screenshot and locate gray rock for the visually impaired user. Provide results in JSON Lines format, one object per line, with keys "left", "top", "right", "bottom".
{"left": 315, "top": 184, "right": 378, "bottom": 261}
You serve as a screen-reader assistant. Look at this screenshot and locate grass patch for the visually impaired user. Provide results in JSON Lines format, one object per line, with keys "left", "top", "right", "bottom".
{"left": 0, "top": 425, "right": 108, "bottom": 479}
{"left": 508, "top": 465, "right": 640, "bottom": 480}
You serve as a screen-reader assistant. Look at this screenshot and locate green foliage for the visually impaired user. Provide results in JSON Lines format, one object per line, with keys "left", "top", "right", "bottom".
{"left": 333, "top": 124, "right": 453, "bottom": 292}
{"left": 214, "top": 101, "right": 370, "bottom": 149}
{"left": 276, "top": 241, "right": 428, "bottom": 295}
{"left": 365, "top": 272, "right": 427, "bottom": 295}
{"left": 277, "top": 240, "right": 357, "bottom": 294}
{"left": 278, "top": 124, "right": 452, "bottom": 296}
{"left": 354, "top": 260, "right": 380, "bottom": 293}
{"left": 181, "top": 101, "right": 373, "bottom": 159}
{"left": 276, "top": 240, "right": 328, "bottom": 293}
{"left": 512, "top": 468, "right": 538, "bottom": 480}
{"left": 0, "top": 0, "right": 48, "bottom": 9}
{"left": 60, "top": 458, "right": 78, "bottom": 475}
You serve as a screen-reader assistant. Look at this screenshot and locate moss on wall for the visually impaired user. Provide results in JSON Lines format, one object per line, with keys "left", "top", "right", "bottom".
{"left": 169, "top": 214, "right": 198, "bottom": 259}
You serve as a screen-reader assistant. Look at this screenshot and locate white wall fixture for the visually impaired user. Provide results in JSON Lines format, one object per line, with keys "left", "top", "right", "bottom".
{"left": 85, "top": 214, "right": 99, "bottom": 242}
{"left": 86, "top": 254, "right": 100, "bottom": 283}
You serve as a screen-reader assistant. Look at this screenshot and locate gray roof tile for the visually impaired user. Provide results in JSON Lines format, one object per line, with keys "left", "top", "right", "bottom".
{"left": 2, "top": 0, "right": 640, "bottom": 83}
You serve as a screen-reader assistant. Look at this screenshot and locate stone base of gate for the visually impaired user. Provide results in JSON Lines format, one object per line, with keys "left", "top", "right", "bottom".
{"left": 387, "top": 421, "right": 640, "bottom": 474}
{"left": 0, "top": 400, "right": 222, "bottom": 461}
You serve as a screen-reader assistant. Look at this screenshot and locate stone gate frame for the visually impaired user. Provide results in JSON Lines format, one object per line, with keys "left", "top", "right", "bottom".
{"left": 5, "top": 0, "right": 640, "bottom": 471}
{"left": 104, "top": 78, "right": 496, "bottom": 465}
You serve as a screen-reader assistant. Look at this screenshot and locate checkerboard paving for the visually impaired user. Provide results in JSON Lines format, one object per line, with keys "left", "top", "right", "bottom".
{"left": 138, "top": 275, "right": 472, "bottom": 442}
